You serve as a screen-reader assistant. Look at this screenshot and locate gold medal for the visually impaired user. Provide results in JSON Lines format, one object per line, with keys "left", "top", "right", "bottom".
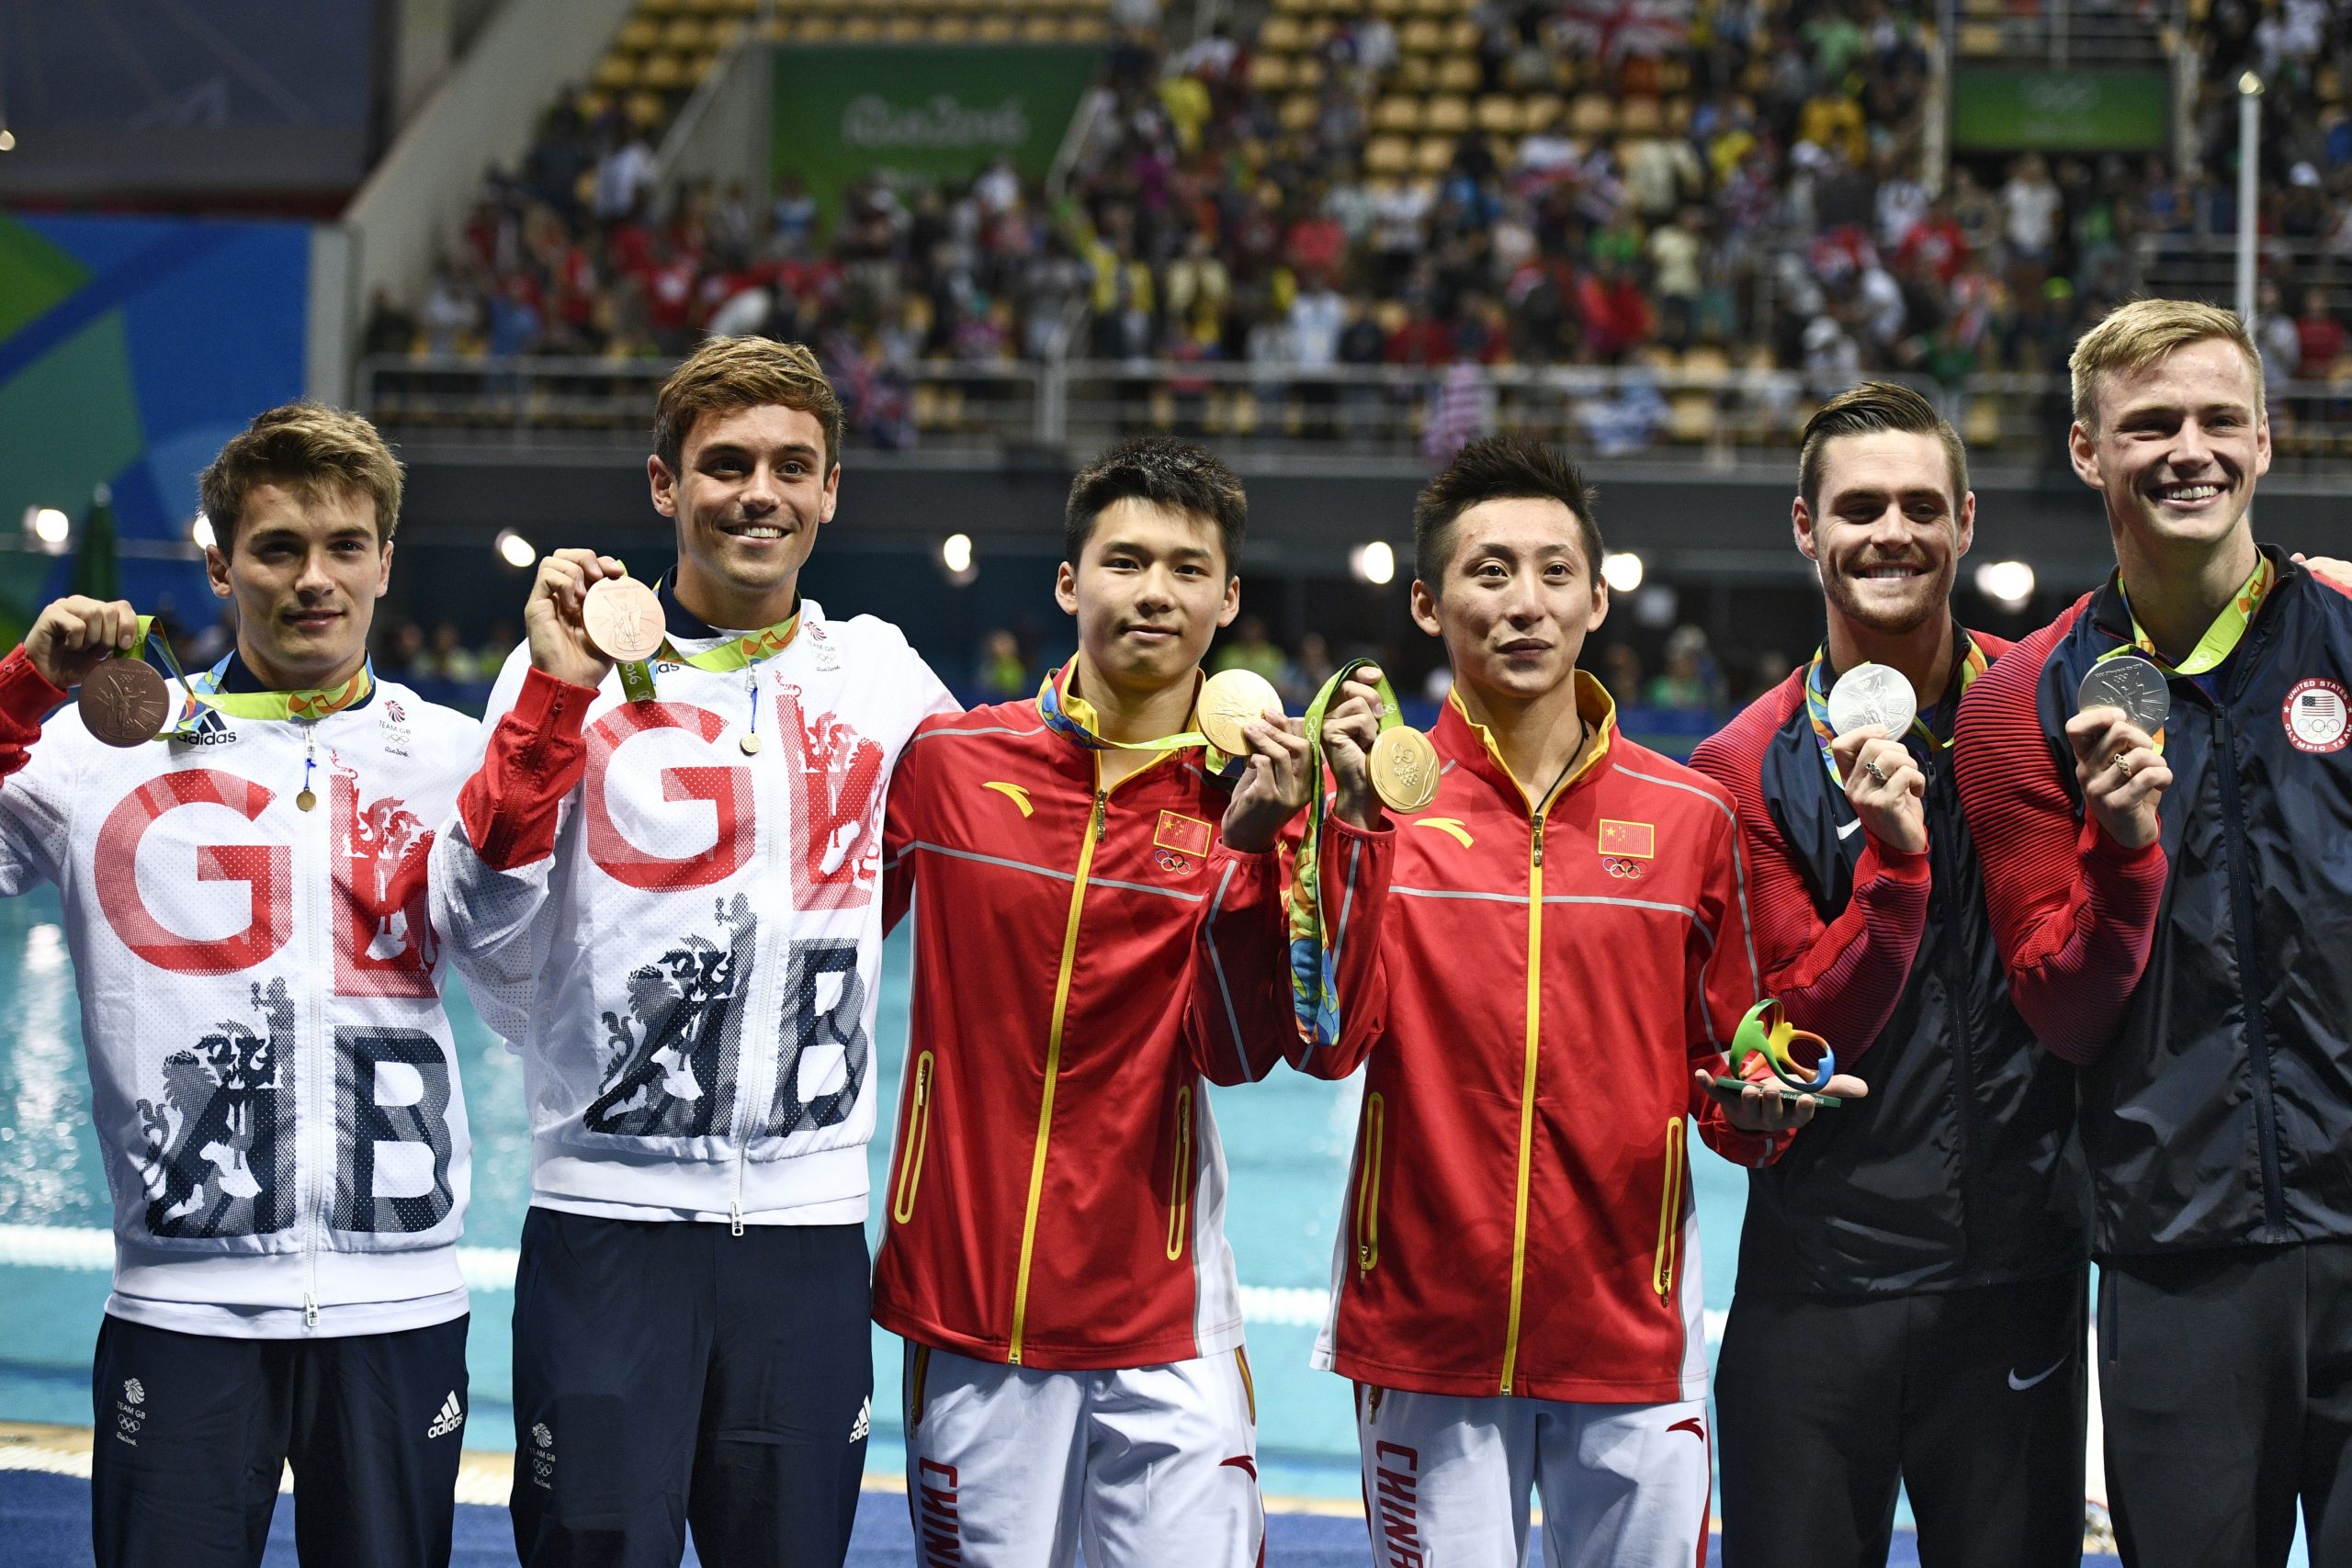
{"left": 296, "top": 788, "right": 317, "bottom": 812}
{"left": 1369, "top": 725, "right": 1441, "bottom": 812}
{"left": 79, "top": 658, "right": 171, "bottom": 748}
{"left": 740, "top": 733, "right": 762, "bottom": 755}
{"left": 582, "top": 576, "right": 667, "bottom": 664}
{"left": 1197, "top": 668, "right": 1283, "bottom": 756}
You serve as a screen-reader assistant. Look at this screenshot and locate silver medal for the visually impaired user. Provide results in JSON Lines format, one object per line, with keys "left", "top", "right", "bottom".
{"left": 2076, "top": 656, "right": 2171, "bottom": 734}
{"left": 1826, "top": 662, "right": 1917, "bottom": 739}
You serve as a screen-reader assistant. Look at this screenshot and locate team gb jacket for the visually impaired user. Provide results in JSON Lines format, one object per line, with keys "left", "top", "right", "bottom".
{"left": 429, "top": 592, "right": 954, "bottom": 1227}
{"left": 1303, "top": 674, "right": 1786, "bottom": 1404}
{"left": 0, "top": 648, "right": 478, "bottom": 1337}
{"left": 871, "top": 667, "right": 1394, "bottom": 1369}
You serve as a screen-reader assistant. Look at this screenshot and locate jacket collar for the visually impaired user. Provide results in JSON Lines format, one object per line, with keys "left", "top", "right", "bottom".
{"left": 1433, "top": 669, "right": 1616, "bottom": 813}
{"left": 2089, "top": 541, "right": 2294, "bottom": 652}
{"left": 656, "top": 572, "right": 810, "bottom": 650}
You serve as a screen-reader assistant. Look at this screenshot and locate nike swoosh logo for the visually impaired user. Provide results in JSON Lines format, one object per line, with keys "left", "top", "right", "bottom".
{"left": 2008, "top": 1355, "right": 2068, "bottom": 1391}
{"left": 1838, "top": 818, "right": 1863, "bottom": 840}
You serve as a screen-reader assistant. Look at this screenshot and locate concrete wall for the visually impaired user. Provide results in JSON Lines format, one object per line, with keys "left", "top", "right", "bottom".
{"left": 657, "top": 40, "right": 772, "bottom": 197}
{"left": 345, "top": 0, "right": 639, "bottom": 317}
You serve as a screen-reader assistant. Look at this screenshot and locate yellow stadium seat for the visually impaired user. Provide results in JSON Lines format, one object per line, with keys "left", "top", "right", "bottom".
{"left": 840, "top": 16, "right": 880, "bottom": 40}
{"left": 1390, "top": 54, "right": 1432, "bottom": 92}
{"left": 1434, "top": 55, "right": 1479, "bottom": 91}
{"left": 660, "top": 17, "right": 707, "bottom": 51}
{"left": 931, "top": 16, "right": 973, "bottom": 40}
{"left": 1620, "top": 97, "right": 1662, "bottom": 135}
{"left": 617, "top": 18, "right": 662, "bottom": 51}
{"left": 1374, "top": 96, "right": 1424, "bottom": 132}
{"left": 1668, "top": 392, "right": 1715, "bottom": 444}
{"left": 975, "top": 14, "right": 1016, "bottom": 40}
{"left": 1522, "top": 94, "right": 1564, "bottom": 130}
{"left": 1442, "top": 18, "right": 1480, "bottom": 51}
{"left": 1293, "top": 55, "right": 1325, "bottom": 88}
{"left": 1964, "top": 399, "right": 2003, "bottom": 447}
{"left": 1261, "top": 15, "right": 1306, "bottom": 51}
{"left": 1423, "top": 94, "right": 1470, "bottom": 133}
{"left": 885, "top": 15, "right": 924, "bottom": 40}
{"left": 1476, "top": 95, "right": 1521, "bottom": 134}
{"left": 640, "top": 53, "right": 687, "bottom": 88}
{"left": 594, "top": 54, "right": 639, "bottom": 90}
{"left": 625, "top": 90, "right": 669, "bottom": 127}
{"left": 1281, "top": 93, "right": 1319, "bottom": 130}
{"left": 1400, "top": 17, "right": 1445, "bottom": 53}
{"left": 1249, "top": 53, "right": 1295, "bottom": 91}
{"left": 1020, "top": 15, "right": 1065, "bottom": 40}
{"left": 792, "top": 15, "right": 840, "bottom": 39}
{"left": 1959, "top": 22, "right": 2003, "bottom": 53}
{"left": 1415, "top": 134, "right": 1455, "bottom": 173}
{"left": 1365, "top": 135, "right": 1412, "bottom": 175}
{"left": 1568, "top": 91, "right": 1616, "bottom": 136}
{"left": 1064, "top": 15, "right": 1105, "bottom": 39}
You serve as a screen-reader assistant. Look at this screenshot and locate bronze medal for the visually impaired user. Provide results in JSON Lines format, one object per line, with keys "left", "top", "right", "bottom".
{"left": 1369, "top": 725, "right": 1441, "bottom": 812}
{"left": 296, "top": 788, "right": 317, "bottom": 812}
{"left": 740, "top": 733, "right": 763, "bottom": 755}
{"left": 79, "top": 658, "right": 171, "bottom": 748}
{"left": 582, "top": 576, "right": 666, "bottom": 664}
{"left": 1198, "top": 668, "right": 1283, "bottom": 756}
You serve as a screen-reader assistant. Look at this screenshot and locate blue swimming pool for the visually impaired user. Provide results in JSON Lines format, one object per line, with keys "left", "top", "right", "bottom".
{"left": 0, "top": 878, "right": 1748, "bottom": 1500}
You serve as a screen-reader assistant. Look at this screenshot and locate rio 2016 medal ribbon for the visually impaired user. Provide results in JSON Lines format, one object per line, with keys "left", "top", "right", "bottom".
{"left": 1289, "top": 660, "right": 1430, "bottom": 1052}
{"left": 582, "top": 575, "right": 667, "bottom": 664}
{"left": 1197, "top": 668, "right": 1283, "bottom": 757}
{"left": 1825, "top": 661, "right": 1917, "bottom": 739}
{"left": 2077, "top": 654, "right": 2171, "bottom": 736}
{"left": 1711, "top": 998, "right": 1843, "bottom": 1108}
{"left": 79, "top": 656, "right": 172, "bottom": 747}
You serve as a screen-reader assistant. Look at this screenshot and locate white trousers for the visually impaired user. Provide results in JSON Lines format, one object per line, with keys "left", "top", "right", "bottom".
{"left": 1356, "top": 1384, "right": 1713, "bottom": 1568}
{"left": 901, "top": 1342, "right": 1263, "bottom": 1568}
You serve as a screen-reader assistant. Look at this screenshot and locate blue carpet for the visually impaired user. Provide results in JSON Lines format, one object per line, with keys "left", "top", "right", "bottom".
{"left": 0, "top": 1467, "right": 2130, "bottom": 1565}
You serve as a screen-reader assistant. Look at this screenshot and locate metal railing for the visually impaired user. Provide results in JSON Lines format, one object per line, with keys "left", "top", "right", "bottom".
{"left": 357, "top": 353, "right": 2352, "bottom": 471}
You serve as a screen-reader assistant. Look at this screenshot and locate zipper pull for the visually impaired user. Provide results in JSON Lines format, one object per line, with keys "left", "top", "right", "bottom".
{"left": 303, "top": 1292, "right": 319, "bottom": 1331}
{"left": 729, "top": 1199, "right": 744, "bottom": 1238}
{"left": 1532, "top": 818, "right": 1544, "bottom": 866}
{"left": 1092, "top": 790, "right": 1108, "bottom": 841}
{"left": 915, "top": 1061, "right": 931, "bottom": 1106}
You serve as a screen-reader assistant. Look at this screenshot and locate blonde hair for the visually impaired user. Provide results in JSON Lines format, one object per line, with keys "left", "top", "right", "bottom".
{"left": 198, "top": 402, "right": 404, "bottom": 552}
{"left": 652, "top": 336, "right": 844, "bottom": 476}
{"left": 2069, "top": 298, "right": 2266, "bottom": 433}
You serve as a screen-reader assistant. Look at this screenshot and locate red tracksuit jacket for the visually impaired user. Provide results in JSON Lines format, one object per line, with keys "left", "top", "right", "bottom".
{"left": 1302, "top": 675, "right": 1784, "bottom": 1404}
{"left": 872, "top": 670, "right": 1394, "bottom": 1369}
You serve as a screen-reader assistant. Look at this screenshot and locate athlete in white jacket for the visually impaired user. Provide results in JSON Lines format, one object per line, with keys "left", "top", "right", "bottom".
{"left": 0, "top": 404, "right": 481, "bottom": 1568}
{"left": 429, "top": 337, "right": 955, "bottom": 1567}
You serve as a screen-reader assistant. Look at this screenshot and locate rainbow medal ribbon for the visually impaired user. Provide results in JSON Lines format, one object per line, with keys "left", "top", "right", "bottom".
{"left": 1034, "top": 661, "right": 1240, "bottom": 773}
{"left": 1713, "top": 998, "right": 1842, "bottom": 1109}
{"left": 2086, "top": 552, "right": 2277, "bottom": 754}
{"left": 180, "top": 656, "right": 377, "bottom": 811}
{"left": 1286, "top": 660, "right": 1426, "bottom": 1054}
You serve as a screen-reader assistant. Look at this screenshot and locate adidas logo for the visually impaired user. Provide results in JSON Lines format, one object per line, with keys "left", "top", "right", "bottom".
{"left": 172, "top": 710, "right": 239, "bottom": 748}
{"left": 849, "top": 1398, "right": 869, "bottom": 1442}
{"left": 426, "top": 1392, "right": 465, "bottom": 1439}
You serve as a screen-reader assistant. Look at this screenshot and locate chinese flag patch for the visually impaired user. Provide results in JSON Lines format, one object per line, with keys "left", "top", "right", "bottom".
{"left": 1155, "top": 811, "right": 1215, "bottom": 857}
{"left": 1598, "top": 819, "right": 1656, "bottom": 859}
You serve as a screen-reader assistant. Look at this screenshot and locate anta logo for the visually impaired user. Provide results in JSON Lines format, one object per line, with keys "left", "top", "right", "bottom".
{"left": 915, "top": 1458, "right": 963, "bottom": 1565}
{"left": 1412, "top": 818, "right": 1473, "bottom": 848}
{"left": 426, "top": 1391, "right": 465, "bottom": 1439}
{"left": 1371, "top": 1441, "right": 1426, "bottom": 1567}
{"left": 981, "top": 781, "right": 1033, "bottom": 818}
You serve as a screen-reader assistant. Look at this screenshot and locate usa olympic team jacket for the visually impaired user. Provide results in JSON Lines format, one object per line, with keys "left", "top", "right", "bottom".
{"left": 0, "top": 647, "right": 478, "bottom": 1337}
{"left": 870, "top": 669, "right": 1394, "bottom": 1369}
{"left": 1301, "top": 675, "right": 1787, "bottom": 1404}
{"left": 428, "top": 593, "right": 954, "bottom": 1226}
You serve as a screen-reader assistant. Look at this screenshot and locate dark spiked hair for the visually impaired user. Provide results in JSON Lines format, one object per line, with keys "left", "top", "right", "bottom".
{"left": 1064, "top": 436, "right": 1248, "bottom": 572}
{"left": 1413, "top": 434, "right": 1602, "bottom": 587}
{"left": 1797, "top": 380, "right": 1969, "bottom": 514}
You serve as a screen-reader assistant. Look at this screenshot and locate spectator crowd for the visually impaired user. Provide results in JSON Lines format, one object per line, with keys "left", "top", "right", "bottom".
{"left": 363, "top": 0, "right": 2352, "bottom": 450}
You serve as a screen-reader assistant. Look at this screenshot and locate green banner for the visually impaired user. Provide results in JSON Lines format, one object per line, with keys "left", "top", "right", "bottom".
{"left": 771, "top": 45, "right": 1102, "bottom": 224}
{"left": 1951, "top": 70, "right": 2170, "bottom": 152}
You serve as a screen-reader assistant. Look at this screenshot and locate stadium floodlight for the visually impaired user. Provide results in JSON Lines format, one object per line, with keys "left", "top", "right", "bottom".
{"left": 494, "top": 529, "right": 537, "bottom": 569}
{"left": 0, "top": 130, "right": 14, "bottom": 154}
{"left": 1974, "top": 559, "right": 2035, "bottom": 609}
{"left": 1350, "top": 541, "right": 1396, "bottom": 585}
{"left": 190, "top": 513, "right": 216, "bottom": 550}
{"left": 942, "top": 533, "right": 974, "bottom": 575}
{"left": 28, "top": 507, "right": 69, "bottom": 548}
{"left": 1601, "top": 551, "right": 1646, "bottom": 592}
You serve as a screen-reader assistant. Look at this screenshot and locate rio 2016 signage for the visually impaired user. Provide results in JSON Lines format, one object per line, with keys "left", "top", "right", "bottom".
{"left": 770, "top": 45, "right": 1101, "bottom": 224}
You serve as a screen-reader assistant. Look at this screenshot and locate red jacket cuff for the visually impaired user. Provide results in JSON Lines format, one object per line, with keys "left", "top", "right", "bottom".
{"left": 0, "top": 646, "right": 66, "bottom": 728}
{"left": 511, "top": 665, "right": 597, "bottom": 739}
{"left": 1856, "top": 837, "right": 1931, "bottom": 886}
{"left": 2081, "top": 814, "right": 2165, "bottom": 870}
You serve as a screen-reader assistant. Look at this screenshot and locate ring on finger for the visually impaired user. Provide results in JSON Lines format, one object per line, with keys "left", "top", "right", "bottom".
{"left": 2112, "top": 753, "right": 2135, "bottom": 778}
{"left": 1862, "top": 759, "right": 1889, "bottom": 785}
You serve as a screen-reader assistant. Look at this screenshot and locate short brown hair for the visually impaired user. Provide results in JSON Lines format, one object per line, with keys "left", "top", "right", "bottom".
{"left": 2070, "top": 298, "right": 2266, "bottom": 433}
{"left": 1413, "top": 434, "right": 1602, "bottom": 587}
{"left": 198, "top": 401, "right": 404, "bottom": 553}
{"left": 652, "top": 336, "right": 845, "bottom": 476}
{"left": 1797, "top": 380, "right": 1970, "bottom": 514}
{"left": 1064, "top": 436, "right": 1248, "bottom": 570}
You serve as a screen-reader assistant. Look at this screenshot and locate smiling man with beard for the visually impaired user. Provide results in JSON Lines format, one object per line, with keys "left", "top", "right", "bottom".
{"left": 1955, "top": 299, "right": 2352, "bottom": 1568}
{"left": 1690, "top": 383, "right": 2090, "bottom": 1567}
{"left": 430, "top": 338, "right": 956, "bottom": 1568}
